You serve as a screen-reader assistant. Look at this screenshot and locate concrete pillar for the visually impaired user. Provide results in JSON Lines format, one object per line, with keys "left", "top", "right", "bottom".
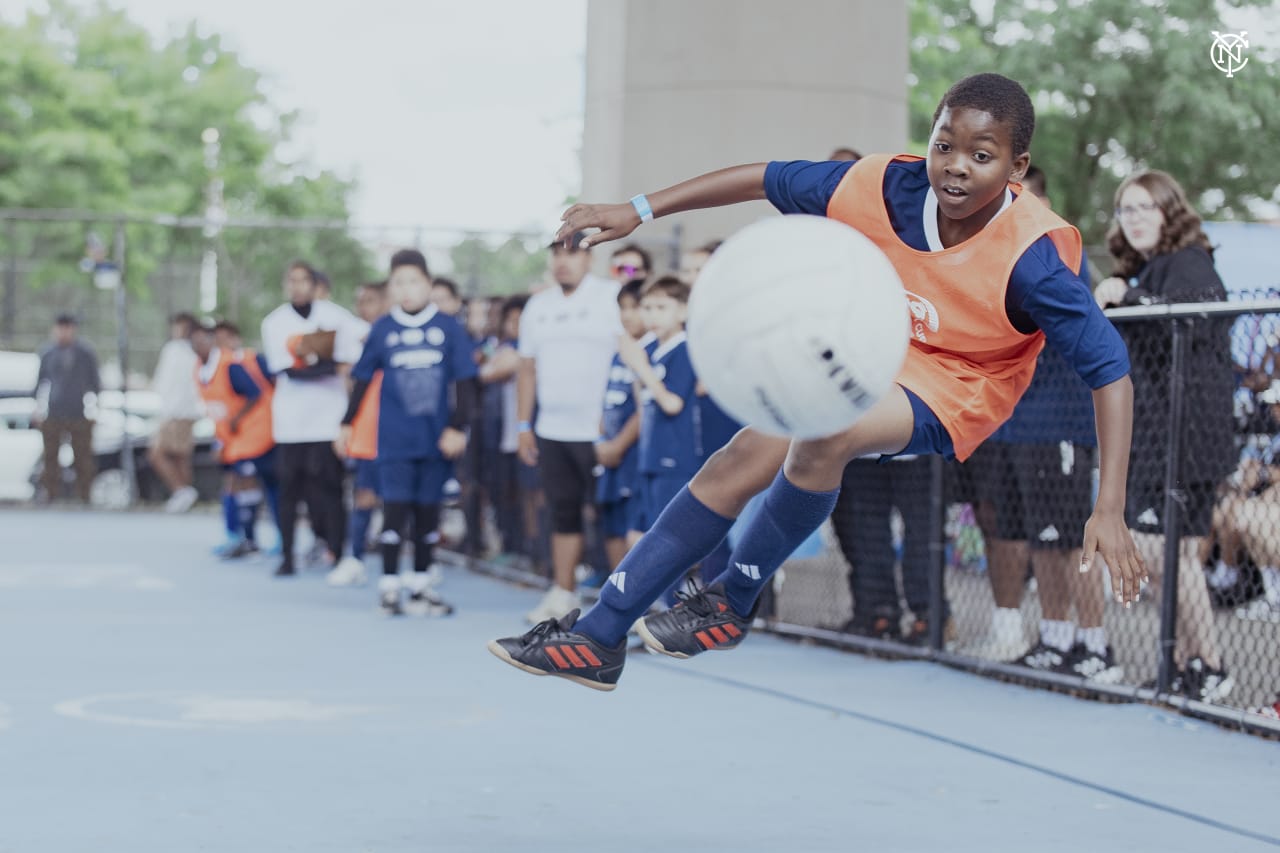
{"left": 582, "top": 0, "right": 909, "bottom": 271}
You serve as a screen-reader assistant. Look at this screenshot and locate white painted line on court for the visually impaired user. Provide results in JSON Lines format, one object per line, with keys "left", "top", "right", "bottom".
{"left": 53, "top": 692, "right": 385, "bottom": 730}
{"left": 0, "top": 702, "right": 10, "bottom": 730}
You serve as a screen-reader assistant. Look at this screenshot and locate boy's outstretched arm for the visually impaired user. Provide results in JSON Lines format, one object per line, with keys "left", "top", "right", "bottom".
{"left": 1083, "top": 375, "right": 1147, "bottom": 606}
{"left": 556, "top": 164, "right": 769, "bottom": 249}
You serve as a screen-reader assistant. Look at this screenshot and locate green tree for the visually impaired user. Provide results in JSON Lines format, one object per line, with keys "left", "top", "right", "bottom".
{"left": 909, "top": 0, "right": 1280, "bottom": 242}
{"left": 0, "top": 1, "right": 374, "bottom": 346}
{"left": 449, "top": 235, "right": 547, "bottom": 297}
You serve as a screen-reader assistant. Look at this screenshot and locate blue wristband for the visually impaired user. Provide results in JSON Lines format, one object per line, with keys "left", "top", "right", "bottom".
{"left": 629, "top": 194, "right": 654, "bottom": 223}
{"left": 517, "top": 420, "right": 533, "bottom": 433}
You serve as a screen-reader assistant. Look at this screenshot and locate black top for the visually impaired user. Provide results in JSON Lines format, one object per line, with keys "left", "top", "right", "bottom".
{"left": 1117, "top": 246, "right": 1236, "bottom": 486}
{"left": 35, "top": 339, "right": 101, "bottom": 420}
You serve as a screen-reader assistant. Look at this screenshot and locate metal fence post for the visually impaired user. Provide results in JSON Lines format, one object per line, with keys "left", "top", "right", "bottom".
{"left": 927, "top": 454, "right": 947, "bottom": 650}
{"left": 2, "top": 219, "right": 16, "bottom": 346}
{"left": 113, "top": 220, "right": 136, "bottom": 508}
{"left": 1156, "top": 316, "right": 1189, "bottom": 693}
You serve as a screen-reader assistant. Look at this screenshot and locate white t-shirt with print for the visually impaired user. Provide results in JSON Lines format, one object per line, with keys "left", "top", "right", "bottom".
{"left": 518, "top": 274, "right": 622, "bottom": 442}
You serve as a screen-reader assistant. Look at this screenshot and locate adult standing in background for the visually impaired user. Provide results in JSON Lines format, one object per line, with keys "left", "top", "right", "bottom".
{"left": 34, "top": 314, "right": 101, "bottom": 504}
{"left": 517, "top": 231, "right": 622, "bottom": 622}
{"left": 148, "top": 312, "right": 203, "bottom": 513}
{"left": 261, "top": 260, "right": 364, "bottom": 577}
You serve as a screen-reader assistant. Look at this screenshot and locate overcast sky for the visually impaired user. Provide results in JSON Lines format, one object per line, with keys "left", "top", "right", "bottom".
{"left": 6, "top": 0, "right": 588, "bottom": 236}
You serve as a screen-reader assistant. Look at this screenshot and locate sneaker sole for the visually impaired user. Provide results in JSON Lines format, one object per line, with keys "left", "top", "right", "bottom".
{"left": 634, "top": 619, "right": 692, "bottom": 659}
{"left": 485, "top": 640, "right": 617, "bottom": 692}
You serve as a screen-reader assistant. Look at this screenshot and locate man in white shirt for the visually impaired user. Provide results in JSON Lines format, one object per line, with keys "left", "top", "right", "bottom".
{"left": 148, "top": 312, "right": 204, "bottom": 512}
{"left": 517, "top": 232, "right": 622, "bottom": 621}
{"left": 261, "top": 261, "right": 364, "bottom": 576}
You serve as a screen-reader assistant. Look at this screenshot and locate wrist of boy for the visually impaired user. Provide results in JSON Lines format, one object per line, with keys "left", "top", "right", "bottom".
{"left": 517, "top": 420, "right": 533, "bottom": 434}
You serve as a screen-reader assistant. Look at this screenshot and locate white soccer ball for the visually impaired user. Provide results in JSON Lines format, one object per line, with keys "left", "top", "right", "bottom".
{"left": 687, "top": 215, "right": 909, "bottom": 439}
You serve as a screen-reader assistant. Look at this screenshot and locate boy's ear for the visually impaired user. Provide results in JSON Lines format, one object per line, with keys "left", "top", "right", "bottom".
{"left": 1009, "top": 152, "right": 1031, "bottom": 184}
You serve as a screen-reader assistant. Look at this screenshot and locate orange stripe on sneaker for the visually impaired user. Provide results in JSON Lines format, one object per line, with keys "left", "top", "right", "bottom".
{"left": 577, "top": 645, "right": 602, "bottom": 667}
{"left": 695, "top": 631, "right": 715, "bottom": 650}
{"left": 545, "top": 646, "right": 570, "bottom": 669}
{"left": 709, "top": 626, "right": 729, "bottom": 644}
{"left": 561, "top": 645, "right": 587, "bottom": 667}
{"left": 723, "top": 623, "right": 742, "bottom": 638}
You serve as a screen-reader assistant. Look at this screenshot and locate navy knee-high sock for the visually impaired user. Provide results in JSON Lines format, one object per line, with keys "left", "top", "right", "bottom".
{"left": 574, "top": 487, "right": 734, "bottom": 647}
{"left": 698, "top": 536, "right": 732, "bottom": 586}
{"left": 715, "top": 470, "right": 839, "bottom": 617}
{"left": 221, "top": 492, "right": 239, "bottom": 539}
{"left": 349, "top": 507, "right": 373, "bottom": 559}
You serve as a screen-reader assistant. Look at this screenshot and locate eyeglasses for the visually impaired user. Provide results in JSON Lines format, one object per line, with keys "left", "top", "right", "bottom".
{"left": 612, "top": 263, "right": 645, "bottom": 277}
{"left": 1115, "top": 202, "right": 1160, "bottom": 220}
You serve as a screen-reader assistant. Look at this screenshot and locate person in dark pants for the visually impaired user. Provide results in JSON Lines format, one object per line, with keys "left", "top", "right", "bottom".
{"left": 261, "top": 261, "right": 364, "bottom": 576}
{"left": 34, "top": 314, "right": 100, "bottom": 503}
{"left": 832, "top": 456, "right": 937, "bottom": 642}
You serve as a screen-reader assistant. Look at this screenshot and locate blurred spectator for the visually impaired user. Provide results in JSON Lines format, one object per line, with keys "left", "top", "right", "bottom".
{"left": 833, "top": 455, "right": 936, "bottom": 643}
{"left": 261, "top": 260, "right": 364, "bottom": 577}
{"left": 518, "top": 231, "right": 621, "bottom": 622}
{"left": 609, "top": 243, "right": 652, "bottom": 286}
{"left": 1097, "top": 169, "right": 1236, "bottom": 702}
{"left": 828, "top": 146, "right": 862, "bottom": 161}
{"left": 431, "top": 277, "right": 464, "bottom": 317}
{"left": 314, "top": 270, "right": 332, "bottom": 302}
{"left": 147, "top": 312, "right": 203, "bottom": 513}
{"left": 480, "top": 295, "right": 530, "bottom": 558}
{"left": 679, "top": 240, "right": 723, "bottom": 286}
{"left": 33, "top": 314, "right": 100, "bottom": 503}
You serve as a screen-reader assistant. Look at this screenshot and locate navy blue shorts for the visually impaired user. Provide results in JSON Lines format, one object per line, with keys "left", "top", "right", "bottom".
{"left": 378, "top": 458, "right": 453, "bottom": 505}
{"left": 353, "top": 459, "right": 380, "bottom": 495}
{"left": 632, "top": 473, "right": 689, "bottom": 534}
{"left": 600, "top": 497, "right": 632, "bottom": 539}
{"left": 885, "top": 386, "right": 955, "bottom": 460}
{"left": 230, "top": 448, "right": 277, "bottom": 479}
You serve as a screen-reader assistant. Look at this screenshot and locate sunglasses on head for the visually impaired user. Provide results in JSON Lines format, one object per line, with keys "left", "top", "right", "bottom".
{"left": 613, "top": 263, "right": 644, "bottom": 277}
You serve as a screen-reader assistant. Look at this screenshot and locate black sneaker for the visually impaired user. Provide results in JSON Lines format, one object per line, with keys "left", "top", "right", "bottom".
{"left": 220, "top": 539, "right": 260, "bottom": 560}
{"left": 1066, "top": 643, "right": 1124, "bottom": 684}
{"left": 635, "top": 583, "right": 755, "bottom": 659}
{"left": 487, "top": 609, "right": 626, "bottom": 692}
{"left": 273, "top": 558, "right": 296, "bottom": 578}
{"left": 1182, "top": 656, "right": 1234, "bottom": 703}
{"left": 1013, "top": 641, "right": 1072, "bottom": 672}
{"left": 840, "top": 612, "right": 898, "bottom": 641}
{"left": 405, "top": 588, "right": 454, "bottom": 617}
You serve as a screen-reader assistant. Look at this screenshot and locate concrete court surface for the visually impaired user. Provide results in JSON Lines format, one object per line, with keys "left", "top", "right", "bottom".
{"left": 0, "top": 510, "right": 1277, "bottom": 853}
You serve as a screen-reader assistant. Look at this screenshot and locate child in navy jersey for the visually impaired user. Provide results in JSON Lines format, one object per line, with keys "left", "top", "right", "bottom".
{"left": 339, "top": 250, "right": 478, "bottom": 616}
{"left": 595, "top": 280, "right": 649, "bottom": 573}
{"left": 622, "top": 277, "right": 701, "bottom": 542}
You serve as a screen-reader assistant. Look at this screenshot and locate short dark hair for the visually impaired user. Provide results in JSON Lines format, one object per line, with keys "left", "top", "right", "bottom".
{"left": 696, "top": 239, "right": 723, "bottom": 256}
{"left": 287, "top": 260, "right": 316, "bottom": 284}
{"left": 213, "top": 319, "right": 241, "bottom": 337}
{"left": 1023, "top": 164, "right": 1046, "bottom": 193}
{"left": 617, "top": 279, "right": 644, "bottom": 306}
{"left": 432, "top": 276, "right": 459, "bottom": 299}
{"left": 54, "top": 313, "right": 78, "bottom": 327}
{"left": 169, "top": 312, "right": 197, "bottom": 335}
{"left": 611, "top": 243, "right": 653, "bottom": 273}
{"left": 190, "top": 319, "right": 216, "bottom": 336}
{"left": 641, "top": 275, "right": 690, "bottom": 304}
{"left": 829, "top": 146, "right": 862, "bottom": 161}
{"left": 389, "top": 249, "right": 429, "bottom": 278}
{"left": 500, "top": 294, "right": 528, "bottom": 322}
{"left": 932, "top": 73, "right": 1035, "bottom": 156}
{"left": 313, "top": 270, "right": 331, "bottom": 290}
{"left": 358, "top": 279, "right": 388, "bottom": 294}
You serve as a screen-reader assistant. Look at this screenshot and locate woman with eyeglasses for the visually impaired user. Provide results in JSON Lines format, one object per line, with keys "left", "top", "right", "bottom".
{"left": 1095, "top": 170, "right": 1236, "bottom": 702}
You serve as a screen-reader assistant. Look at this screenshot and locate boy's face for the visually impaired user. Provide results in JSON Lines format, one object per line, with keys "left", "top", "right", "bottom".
{"left": 355, "top": 286, "right": 387, "bottom": 323}
{"left": 926, "top": 106, "right": 1029, "bottom": 222}
{"left": 680, "top": 249, "right": 711, "bottom": 285}
{"left": 618, "top": 295, "right": 645, "bottom": 338}
{"left": 500, "top": 307, "right": 522, "bottom": 342}
{"left": 390, "top": 266, "right": 433, "bottom": 313}
{"left": 430, "top": 284, "right": 462, "bottom": 315}
{"left": 641, "top": 291, "right": 687, "bottom": 337}
{"left": 214, "top": 328, "right": 240, "bottom": 351}
{"left": 610, "top": 250, "right": 648, "bottom": 284}
{"left": 284, "top": 267, "right": 316, "bottom": 306}
{"left": 549, "top": 246, "right": 591, "bottom": 288}
{"left": 191, "top": 329, "right": 214, "bottom": 360}
{"left": 466, "top": 299, "right": 491, "bottom": 337}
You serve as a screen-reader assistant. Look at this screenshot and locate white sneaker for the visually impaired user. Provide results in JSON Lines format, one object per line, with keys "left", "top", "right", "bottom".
{"left": 378, "top": 574, "right": 402, "bottom": 616}
{"left": 525, "top": 585, "right": 580, "bottom": 624}
{"left": 404, "top": 571, "right": 454, "bottom": 617}
{"left": 327, "top": 556, "right": 368, "bottom": 587}
{"left": 164, "top": 486, "right": 198, "bottom": 514}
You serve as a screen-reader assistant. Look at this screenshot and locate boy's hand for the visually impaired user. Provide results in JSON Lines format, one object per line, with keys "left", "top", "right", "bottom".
{"left": 616, "top": 333, "right": 649, "bottom": 373}
{"left": 1081, "top": 508, "right": 1147, "bottom": 607}
{"left": 595, "top": 439, "right": 623, "bottom": 469}
{"left": 438, "top": 427, "right": 467, "bottom": 460}
{"left": 333, "top": 425, "right": 352, "bottom": 460}
{"left": 556, "top": 203, "right": 641, "bottom": 249}
{"left": 1094, "top": 276, "right": 1128, "bottom": 308}
{"left": 517, "top": 430, "right": 538, "bottom": 467}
